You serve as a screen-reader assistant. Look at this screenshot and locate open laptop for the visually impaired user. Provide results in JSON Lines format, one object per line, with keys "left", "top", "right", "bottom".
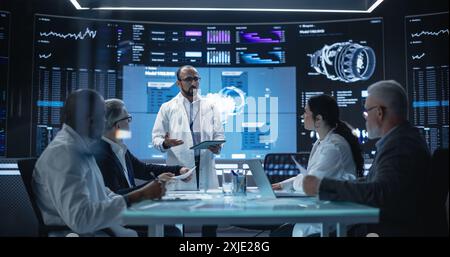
{"left": 245, "top": 159, "right": 307, "bottom": 199}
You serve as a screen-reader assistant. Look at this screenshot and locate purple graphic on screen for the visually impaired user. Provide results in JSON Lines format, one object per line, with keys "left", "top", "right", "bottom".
{"left": 239, "top": 30, "right": 285, "bottom": 43}
{"left": 207, "top": 30, "right": 230, "bottom": 44}
{"left": 185, "top": 31, "right": 202, "bottom": 36}
{"left": 271, "top": 30, "right": 283, "bottom": 40}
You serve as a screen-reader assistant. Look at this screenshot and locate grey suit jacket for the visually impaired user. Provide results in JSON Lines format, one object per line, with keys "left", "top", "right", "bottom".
{"left": 319, "top": 122, "right": 431, "bottom": 236}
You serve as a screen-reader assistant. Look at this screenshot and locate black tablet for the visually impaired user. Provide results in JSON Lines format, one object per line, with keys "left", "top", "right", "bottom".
{"left": 189, "top": 140, "right": 226, "bottom": 150}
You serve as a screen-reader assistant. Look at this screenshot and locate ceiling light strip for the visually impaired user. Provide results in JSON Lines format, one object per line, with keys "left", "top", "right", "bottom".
{"left": 70, "top": 0, "right": 384, "bottom": 13}
{"left": 91, "top": 7, "right": 372, "bottom": 13}
{"left": 367, "top": 0, "right": 384, "bottom": 13}
{"left": 70, "top": 0, "right": 90, "bottom": 10}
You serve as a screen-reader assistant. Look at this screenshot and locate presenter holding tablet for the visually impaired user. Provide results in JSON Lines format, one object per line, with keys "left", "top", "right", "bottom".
{"left": 152, "top": 65, "right": 225, "bottom": 191}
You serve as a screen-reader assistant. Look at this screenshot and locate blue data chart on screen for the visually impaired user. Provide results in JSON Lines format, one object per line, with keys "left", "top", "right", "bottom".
{"left": 210, "top": 67, "right": 296, "bottom": 158}
{"left": 123, "top": 66, "right": 296, "bottom": 159}
{"left": 405, "top": 12, "right": 449, "bottom": 153}
{"left": 209, "top": 67, "right": 296, "bottom": 114}
{"left": 242, "top": 119, "right": 272, "bottom": 151}
{"left": 221, "top": 71, "right": 248, "bottom": 92}
{"left": 237, "top": 48, "right": 286, "bottom": 65}
{"left": 123, "top": 66, "right": 179, "bottom": 113}
{"left": 219, "top": 114, "right": 296, "bottom": 159}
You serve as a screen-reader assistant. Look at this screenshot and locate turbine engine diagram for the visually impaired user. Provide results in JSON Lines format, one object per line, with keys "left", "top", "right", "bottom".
{"left": 309, "top": 41, "right": 376, "bottom": 83}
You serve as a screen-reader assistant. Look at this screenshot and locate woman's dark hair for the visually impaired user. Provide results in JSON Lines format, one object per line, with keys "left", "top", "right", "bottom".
{"left": 307, "top": 94, "right": 364, "bottom": 177}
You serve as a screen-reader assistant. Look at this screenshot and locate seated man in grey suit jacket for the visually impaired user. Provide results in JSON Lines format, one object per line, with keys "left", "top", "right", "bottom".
{"left": 303, "top": 80, "right": 431, "bottom": 236}
{"left": 93, "top": 98, "right": 192, "bottom": 237}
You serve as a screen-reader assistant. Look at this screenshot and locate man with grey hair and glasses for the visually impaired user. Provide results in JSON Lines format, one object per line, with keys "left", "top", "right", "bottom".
{"left": 93, "top": 98, "right": 192, "bottom": 237}
{"left": 93, "top": 98, "right": 191, "bottom": 195}
{"left": 303, "top": 80, "right": 431, "bottom": 236}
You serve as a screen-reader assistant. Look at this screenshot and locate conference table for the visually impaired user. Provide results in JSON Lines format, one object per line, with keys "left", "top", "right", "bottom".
{"left": 121, "top": 189, "right": 379, "bottom": 237}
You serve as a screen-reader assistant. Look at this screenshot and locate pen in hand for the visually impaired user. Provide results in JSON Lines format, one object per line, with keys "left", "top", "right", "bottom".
{"left": 150, "top": 172, "right": 164, "bottom": 184}
{"left": 152, "top": 172, "right": 175, "bottom": 184}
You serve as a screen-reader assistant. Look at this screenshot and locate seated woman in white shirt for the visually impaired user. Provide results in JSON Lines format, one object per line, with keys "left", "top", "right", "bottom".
{"left": 271, "top": 94, "right": 364, "bottom": 237}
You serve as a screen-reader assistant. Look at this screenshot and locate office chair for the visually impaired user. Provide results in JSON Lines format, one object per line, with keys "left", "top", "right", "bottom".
{"left": 263, "top": 152, "right": 310, "bottom": 184}
{"left": 17, "top": 158, "right": 72, "bottom": 237}
{"left": 424, "top": 148, "right": 449, "bottom": 236}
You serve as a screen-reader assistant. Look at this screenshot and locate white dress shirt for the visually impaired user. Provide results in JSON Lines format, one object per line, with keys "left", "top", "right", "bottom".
{"left": 102, "top": 136, "right": 132, "bottom": 187}
{"left": 182, "top": 96, "right": 201, "bottom": 156}
{"left": 33, "top": 124, "right": 137, "bottom": 236}
{"left": 182, "top": 96, "right": 200, "bottom": 128}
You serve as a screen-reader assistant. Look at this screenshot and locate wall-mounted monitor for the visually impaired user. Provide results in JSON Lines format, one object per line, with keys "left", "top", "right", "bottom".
{"left": 0, "top": 11, "right": 10, "bottom": 157}
{"left": 32, "top": 14, "right": 384, "bottom": 159}
{"left": 405, "top": 12, "right": 449, "bottom": 153}
{"left": 294, "top": 18, "right": 385, "bottom": 157}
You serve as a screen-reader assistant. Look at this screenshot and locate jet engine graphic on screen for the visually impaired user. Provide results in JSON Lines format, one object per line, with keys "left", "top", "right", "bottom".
{"left": 309, "top": 41, "right": 376, "bottom": 83}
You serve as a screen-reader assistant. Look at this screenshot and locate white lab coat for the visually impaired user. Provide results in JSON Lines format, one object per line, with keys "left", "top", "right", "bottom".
{"left": 152, "top": 93, "right": 225, "bottom": 190}
{"left": 33, "top": 124, "right": 137, "bottom": 237}
{"left": 279, "top": 130, "right": 356, "bottom": 191}
{"left": 279, "top": 130, "right": 357, "bottom": 237}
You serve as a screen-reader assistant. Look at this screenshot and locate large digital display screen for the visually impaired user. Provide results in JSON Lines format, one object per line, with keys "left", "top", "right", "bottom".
{"left": 294, "top": 18, "right": 384, "bottom": 157}
{"left": 32, "top": 14, "right": 385, "bottom": 159}
{"left": 405, "top": 12, "right": 449, "bottom": 153}
{"left": 0, "top": 11, "right": 10, "bottom": 157}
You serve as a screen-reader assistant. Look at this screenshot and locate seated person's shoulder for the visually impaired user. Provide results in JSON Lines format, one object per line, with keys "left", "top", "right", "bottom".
{"left": 90, "top": 139, "right": 108, "bottom": 156}
{"left": 388, "top": 134, "right": 427, "bottom": 155}
{"left": 36, "top": 142, "right": 86, "bottom": 175}
{"left": 326, "top": 133, "right": 349, "bottom": 149}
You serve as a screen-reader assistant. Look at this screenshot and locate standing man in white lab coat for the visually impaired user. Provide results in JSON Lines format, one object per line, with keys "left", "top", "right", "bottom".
{"left": 152, "top": 65, "right": 225, "bottom": 191}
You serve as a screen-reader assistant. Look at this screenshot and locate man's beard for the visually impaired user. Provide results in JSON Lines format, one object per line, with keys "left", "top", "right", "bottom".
{"left": 367, "top": 123, "right": 382, "bottom": 139}
{"left": 182, "top": 86, "right": 197, "bottom": 97}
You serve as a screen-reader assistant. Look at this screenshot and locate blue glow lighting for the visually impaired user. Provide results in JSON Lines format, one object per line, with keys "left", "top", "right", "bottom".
{"left": 37, "top": 101, "right": 64, "bottom": 107}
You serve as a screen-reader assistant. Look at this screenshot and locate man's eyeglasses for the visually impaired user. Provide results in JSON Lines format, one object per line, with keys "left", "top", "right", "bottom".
{"left": 179, "top": 76, "right": 201, "bottom": 83}
{"left": 363, "top": 105, "right": 384, "bottom": 118}
{"left": 114, "top": 115, "right": 132, "bottom": 125}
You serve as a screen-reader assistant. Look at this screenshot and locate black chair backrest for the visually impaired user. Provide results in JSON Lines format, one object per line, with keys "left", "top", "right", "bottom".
{"left": 425, "top": 148, "right": 449, "bottom": 236}
{"left": 263, "top": 152, "right": 310, "bottom": 183}
{"left": 17, "top": 158, "right": 70, "bottom": 236}
{"left": 431, "top": 148, "right": 449, "bottom": 205}
{"left": 17, "top": 159, "right": 43, "bottom": 228}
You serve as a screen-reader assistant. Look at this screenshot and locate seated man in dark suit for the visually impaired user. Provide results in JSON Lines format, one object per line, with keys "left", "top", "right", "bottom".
{"left": 93, "top": 98, "right": 192, "bottom": 236}
{"left": 303, "top": 80, "right": 431, "bottom": 237}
